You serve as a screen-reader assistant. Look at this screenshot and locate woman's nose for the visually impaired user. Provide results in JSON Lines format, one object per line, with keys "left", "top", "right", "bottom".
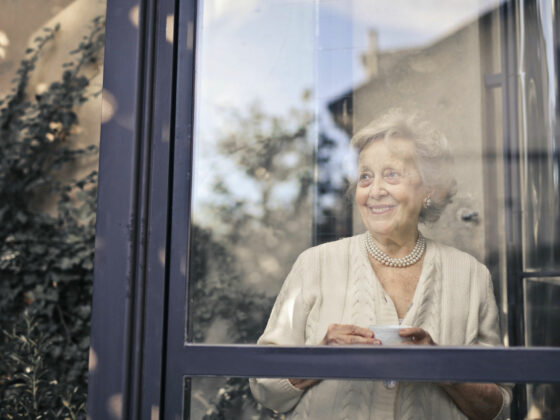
{"left": 368, "top": 179, "right": 387, "bottom": 198}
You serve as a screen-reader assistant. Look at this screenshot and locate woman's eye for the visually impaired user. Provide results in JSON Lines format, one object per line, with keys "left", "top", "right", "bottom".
{"left": 358, "top": 173, "right": 372, "bottom": 185}
{"left": 385, "top": 170, "right": 400, "bottom": 180}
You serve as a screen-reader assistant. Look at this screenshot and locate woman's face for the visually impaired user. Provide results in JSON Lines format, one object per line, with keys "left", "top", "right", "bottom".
{"left": 356, "top": 138, "right": 426, "bottom": 241}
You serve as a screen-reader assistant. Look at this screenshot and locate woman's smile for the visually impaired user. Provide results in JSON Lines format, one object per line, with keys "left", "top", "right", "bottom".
{"left": 368, "top": 204, "right": 396, "bottom": 215}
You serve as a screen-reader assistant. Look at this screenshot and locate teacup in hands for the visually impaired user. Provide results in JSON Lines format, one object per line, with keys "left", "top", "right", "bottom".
{"left": 369, "top": 325, "right": 412, "bottom": 345}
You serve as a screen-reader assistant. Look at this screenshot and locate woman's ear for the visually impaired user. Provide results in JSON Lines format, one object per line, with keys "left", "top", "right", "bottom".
{"left": 422, "top": 187, "right": 435, "bottom": 209}
{"left": 425, "top": 187, "right": 435, "bottom": 199}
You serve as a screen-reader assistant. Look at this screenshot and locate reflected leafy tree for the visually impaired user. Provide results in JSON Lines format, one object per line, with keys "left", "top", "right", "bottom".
{"left": 190, "top": 225, "right": 273, "bottom": 345}
{"left": 191, "top": 98, "right": 315, "bottom": 344}
{"left": 315, "top": 130, "right": 352, "bottom": 244}
{"left": 217, "top": 102, "right": 313, "bottom": 225}
{"left": 192, "top": 97, "right": 349, "bottom": 419}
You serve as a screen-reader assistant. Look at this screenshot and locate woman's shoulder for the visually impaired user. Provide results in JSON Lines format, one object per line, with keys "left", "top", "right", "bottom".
{"left": 298, "top": 234, "right": 363, "bottom": 259}
{"left": 291, "top": 235, "right": 364, "bottom": 284}
{"left": 292, "top": 235, "right": 364, "bottom": 272}
{"left": 427, "top": 238, "right": 490, "bottom": 275}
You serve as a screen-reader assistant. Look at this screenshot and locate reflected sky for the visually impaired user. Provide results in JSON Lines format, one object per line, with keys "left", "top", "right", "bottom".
{"left": 192, "top": 0, "right": 504, "bottom": 223}
{"left": 198, "top": 0, "right": 503, "bottom": 111}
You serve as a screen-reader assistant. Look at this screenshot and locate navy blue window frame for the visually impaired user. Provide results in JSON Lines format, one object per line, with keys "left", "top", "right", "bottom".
{"left": 87, "top": 0, "right": 560, "bottom": 419}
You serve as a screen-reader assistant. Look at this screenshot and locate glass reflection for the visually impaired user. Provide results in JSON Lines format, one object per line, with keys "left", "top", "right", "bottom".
{"left": 187, "top": 377, "right": 543, "bottom": 420}
{"left": 524, "top": 277, "right": 560, "bottom": 347}
{"left": 527, "top": 383, "right": 560, "bottom": 420}
{"left": 190, "top": 0, "right": 316, "bottom": 344}
{"left": 518, "top": 0, "right": 560, "bottom": 271}
{"left": 189, "top": 0, "right": 560, "bottom": 368}
{"left": 186, "top": 2, "right": 560, "bottom": 418}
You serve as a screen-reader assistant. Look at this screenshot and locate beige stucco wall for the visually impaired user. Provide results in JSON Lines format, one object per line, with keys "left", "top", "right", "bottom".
{"left": 24, "top": 0, "right": 106, "bottom": 213}
{"left": 27, "top": 0, "right": 106, "bottom": 143}
{"left": 350, "top": 21, "right": 488, "bottom": 261}
{"left": 0, "top": 0, "right": 74, "bottom": 96}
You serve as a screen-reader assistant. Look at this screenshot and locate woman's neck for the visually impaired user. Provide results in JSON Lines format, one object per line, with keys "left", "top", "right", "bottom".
{"left": 369, "top": 230, "right": 419, "bottom": 258}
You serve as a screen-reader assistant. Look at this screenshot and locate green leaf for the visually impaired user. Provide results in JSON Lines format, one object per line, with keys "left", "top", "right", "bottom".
{"left": 16, "top": 211, "right": 28, "bottom": 224}
{"left": 58, "top": 257, "right": 74, "bottom": 269}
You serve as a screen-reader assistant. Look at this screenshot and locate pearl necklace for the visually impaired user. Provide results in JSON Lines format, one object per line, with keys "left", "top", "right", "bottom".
{"left": 365, "top": 231, "right": 425, "bottom": 268}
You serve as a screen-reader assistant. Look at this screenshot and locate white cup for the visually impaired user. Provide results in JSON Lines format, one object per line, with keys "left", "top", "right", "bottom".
{"left": 369, "top": 325, "right": 412, "bottom": 345}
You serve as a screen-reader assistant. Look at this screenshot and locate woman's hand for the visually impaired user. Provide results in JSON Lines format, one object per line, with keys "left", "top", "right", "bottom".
{"left": 440, "top": 382, "right": 503, "bottom": 420}
{"left": 399, "top": 327, "right": 503, "bottom": 419}
{"left": 289, "top": 324, "right": 381, "bottom": 390}
{"left": 288, "top": 378, "right": 320, "bottom": 390}
{"left": 399, "top": 327, "right": 436, "bottom": 345}
{"left": 321, "top": 323, "right": 382, "bottom": 346}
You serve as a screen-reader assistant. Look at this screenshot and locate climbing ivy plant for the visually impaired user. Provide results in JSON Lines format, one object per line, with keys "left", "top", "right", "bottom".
{"left": 0, "top": 17, "right": 105, "bottom": 418}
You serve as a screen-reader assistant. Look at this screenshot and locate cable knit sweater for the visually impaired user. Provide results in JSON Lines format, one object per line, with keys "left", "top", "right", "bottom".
{"left": 249, "top": 233, "right": 511, "bottom": 420}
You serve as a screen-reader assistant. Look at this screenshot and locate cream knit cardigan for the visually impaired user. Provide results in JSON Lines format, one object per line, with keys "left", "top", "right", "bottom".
{"left": 249, "top": 233, "right": 511, "bottom": 420}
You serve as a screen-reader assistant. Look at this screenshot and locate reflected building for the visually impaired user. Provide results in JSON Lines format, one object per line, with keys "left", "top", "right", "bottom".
{"left": 327, "top": 12, "right": 500, "bottom": 262}
{"left": 325, "top": 6, "right": 560, "bottom": 418}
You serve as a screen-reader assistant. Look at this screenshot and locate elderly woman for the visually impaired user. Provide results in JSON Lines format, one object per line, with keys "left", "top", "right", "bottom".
{"left": 249, "top": 110, "right": 511, "bottom": 420}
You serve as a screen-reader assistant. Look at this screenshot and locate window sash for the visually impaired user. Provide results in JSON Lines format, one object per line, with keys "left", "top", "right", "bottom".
{"left": 168, "top": 0, "right": 560, "bottom": 384}
{"left": 89, "top": 0, "right": 560, "bottom": 419}
{"left": 175, "top": 344, "right": 560, "bottom": 383}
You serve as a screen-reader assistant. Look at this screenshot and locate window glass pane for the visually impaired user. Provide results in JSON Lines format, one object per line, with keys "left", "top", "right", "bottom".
{"left": 190, "top": 0, "right": 316, "bottom": 345}
{"left": 519, "top": 0, "right": 560, "bottom": 271}
{"left": 524, "top": 277, "right": 560, "bottom": 346}
{"left": 0, "top": 0, "right": 106, "bottom": 414}
{"left": 186, "top": 376, "right": 560, "bottom": 420}
{"left": 188, "top": 0, "right": 559, "bottom": 354}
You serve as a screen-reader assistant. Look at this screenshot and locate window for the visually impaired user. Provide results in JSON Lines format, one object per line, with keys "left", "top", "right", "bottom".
{"left": 89, "top": 1, "right": 560, "bottom": 418}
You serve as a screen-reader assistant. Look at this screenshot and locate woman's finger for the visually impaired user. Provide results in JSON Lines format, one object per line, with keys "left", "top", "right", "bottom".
{"left": 341, "top": 324, "right": 375, "bottom": 338}
{"left": 336, "top": 335, "right": 381, "bottom": 345}
{"left": 324, "top": 329, "right": 379, "bottom": 345}
{"left": 398, "top": 327, "right": 425, "bottom": 338}
{"left": 348, "top": 335, "right": 378, "bottom": 345}
{"left": 289, "top": 378, "right": 320, "bottom": 390}
{"left": 325, "top": 333, "right": 374, "bottom": 345}
{"left": 399, "top": 327, "right": 435, "bottom": 345}
{"left": 322, "top": 324, "right": 383, "bottom": 346}
{"left": 329, "top": 323, "right": 374, "bottom": 338}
